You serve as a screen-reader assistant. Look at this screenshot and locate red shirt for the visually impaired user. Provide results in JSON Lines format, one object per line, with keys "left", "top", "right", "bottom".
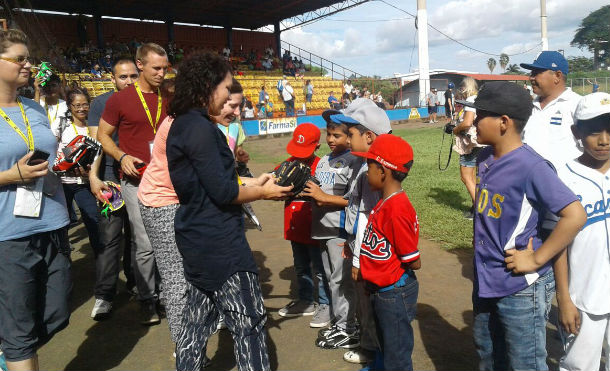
{"left": 279, "top": 156, "right": 320, "bottom": 245}
{"left": 360, "top": 191, "right": 420, "bottom": 287}
{"left": 101, "top": 84, "right": 168, "bottom": 164}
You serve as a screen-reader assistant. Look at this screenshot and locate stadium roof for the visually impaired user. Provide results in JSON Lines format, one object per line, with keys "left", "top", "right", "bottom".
{"left": 22, "top": 0, "right": 348, "bottom": 30}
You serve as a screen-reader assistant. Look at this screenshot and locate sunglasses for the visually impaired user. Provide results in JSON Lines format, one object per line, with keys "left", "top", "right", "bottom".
{"left": 0, "top": 56, "right": 32, "bottom": 66}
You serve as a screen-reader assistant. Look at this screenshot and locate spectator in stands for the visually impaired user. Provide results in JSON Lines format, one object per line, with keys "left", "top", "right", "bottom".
{"left": 328, "top": 91, "right": 341, "bottom": 109}
{"left": 0, "top": 28, "right": 71, "bottom": 371}
{"left": 265, "top": 44, "right": 274, "bottom": 58}
{"left": 243, "top": 100, "right": 256, "bottom": 120}
{"left": 91, "top": 63, "right": 102, "bottom": 78}
{"left": 97, "top": 43, "right": 169, "bottom": 326}
{"left": 88, "top": 57, "right": 140, "bottom": 320}
{"left": 258, "top": 86, "right": 268, "bottom": 109}
{"left": 344, "top": 79, "right": 354, "bottom": 99}
{"left": 262, "top": 57, "right": 272, "bottom": 71}
{"left": 305, "top": 79, "right": 314, "bottom": 103}
{"left": 101, "top": 55, "right": 112, "bottom": 72}
{"left": 341, "top": 92, "right": 351, "bottom": 108}
{"left": 223, "top": 45, "right": 231, "bottom": 59}
{"left": 282, "top": 81, "right": 295, "bottom": 117}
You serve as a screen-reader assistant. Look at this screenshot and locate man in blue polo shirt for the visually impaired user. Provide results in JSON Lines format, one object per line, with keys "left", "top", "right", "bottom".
{"left": 458, "top": 82, "right": 586, "bottom": 371}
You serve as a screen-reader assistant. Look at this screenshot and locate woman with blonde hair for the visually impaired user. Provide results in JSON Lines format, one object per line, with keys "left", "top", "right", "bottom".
{"left": 453, "top": 77, "right": 485, "bottom": 219}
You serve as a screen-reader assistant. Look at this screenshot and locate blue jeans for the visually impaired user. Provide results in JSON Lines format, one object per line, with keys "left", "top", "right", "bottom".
{"left": 473, "top": 269, "right": 555, "bottom": 371}
{"left": 62, "top": 183, "right": 101, "bottom": 252}
{"left": 370, "top": 274, "right": 418, "bottom": 371}
{"left": 284, "top": 99, "right": 295, "bottom": 116}
{"left": 291, "top": 241, "right": 329, "bottom": 305}
{"left": 306, "top": 94, "right": 312, "bottom": 103}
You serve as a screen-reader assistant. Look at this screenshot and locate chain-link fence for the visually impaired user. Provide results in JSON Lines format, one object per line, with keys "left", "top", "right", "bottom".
{"left": 568, "top": 77, "right": 610, "bottom": 95}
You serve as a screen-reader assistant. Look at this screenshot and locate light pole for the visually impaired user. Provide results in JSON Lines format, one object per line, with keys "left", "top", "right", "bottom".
{"left": 417, "top": 0, "right": 430, "bottom": 107}
{"left": 540, "top": 0, "right": 548, "bottom": 50}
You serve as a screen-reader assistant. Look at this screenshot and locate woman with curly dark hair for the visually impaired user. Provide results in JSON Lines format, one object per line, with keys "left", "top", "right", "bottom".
{"left": 166, "top": 51, "right": 292, "bottom": 371}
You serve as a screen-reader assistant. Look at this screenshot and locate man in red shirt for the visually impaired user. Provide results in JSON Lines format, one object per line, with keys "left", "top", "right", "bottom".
{"left": 97, "top": 43, "right": 169, "bottom": 325}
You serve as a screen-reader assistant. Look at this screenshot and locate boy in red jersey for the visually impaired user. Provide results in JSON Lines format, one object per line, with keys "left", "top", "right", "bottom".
{"left": 351, "top": 134, "right": 420, "bottom": 371}
{"left": 276, "top": 123, "right": 332, "bottom": 328}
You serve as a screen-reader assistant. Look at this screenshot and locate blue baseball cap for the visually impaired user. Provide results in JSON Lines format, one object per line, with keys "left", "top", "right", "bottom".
{"left": 520, "top": 51, "right": 569, "bottom": 75}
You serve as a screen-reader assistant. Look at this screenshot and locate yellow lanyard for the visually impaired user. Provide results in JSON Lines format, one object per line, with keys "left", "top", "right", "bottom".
{"left": 71, "top": 122, "right": 90, "bottom": 136}
{"left": 0, "top": 98, "right": 35, "bottom": 151}
{"left": 45, "top": 103, "right": 58, "bottom": 124}
{"left": 134, "top": 81, "right": 162, "bottom": 134}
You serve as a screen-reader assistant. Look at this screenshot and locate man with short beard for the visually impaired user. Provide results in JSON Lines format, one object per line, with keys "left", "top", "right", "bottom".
{"left": 97, "top": 43, "right": 169, "bottom": 325}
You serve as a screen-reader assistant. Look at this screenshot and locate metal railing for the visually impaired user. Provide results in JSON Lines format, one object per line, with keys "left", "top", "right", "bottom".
{"left": 568, "top": 77, "right": 610, "bottom": 95}
{"left": 280, "top": 39, "right": 363, "bottom": 80}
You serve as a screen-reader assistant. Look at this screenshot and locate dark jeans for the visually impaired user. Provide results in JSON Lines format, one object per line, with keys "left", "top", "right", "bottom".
{"left": 96, "top": 207, "right": 134, "bottom": 301}
{"left": 473, "top": 269, "right": 555, "bottom": 371}
{"left": 62, "top": 183, "right": 101, "bottom": 252}
{"left": 284, "top": 99, "right": 295, "bottom": 116}
{"left": 291, "top": 241, "right": 329, "bottom": 305}
{"left": 370, "top": 275, "right": 418, "bottom": 371}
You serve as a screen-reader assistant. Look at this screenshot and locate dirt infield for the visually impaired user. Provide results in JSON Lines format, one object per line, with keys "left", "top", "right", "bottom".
{"left": 37, "top": 120, "right": 565, "bottom": 370}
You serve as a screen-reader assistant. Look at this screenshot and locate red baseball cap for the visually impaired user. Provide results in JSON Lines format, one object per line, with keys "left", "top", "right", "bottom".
{"left": 286, "top": 123, "right": 321, "bottom": 158}
{"left": 351, "top": 134, "right": 414, "bottom": 173}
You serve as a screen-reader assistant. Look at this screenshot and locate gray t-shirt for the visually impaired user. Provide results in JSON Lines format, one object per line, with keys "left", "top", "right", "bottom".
{"left": 344, "top": 161, "right": 382, "bottom": 267}
{"left": 311, "top": 150, "right": 359, "bottom": 239}
{"left": 88, "top": 91, "right": 119, "bottom": 182}
{"left": 427, "top": 92, "right": 439, "bottom": 106}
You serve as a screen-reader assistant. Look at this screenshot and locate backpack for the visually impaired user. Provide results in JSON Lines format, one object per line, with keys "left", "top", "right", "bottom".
{"left": 276, "top": 79, "right": 283, "bottom": 93}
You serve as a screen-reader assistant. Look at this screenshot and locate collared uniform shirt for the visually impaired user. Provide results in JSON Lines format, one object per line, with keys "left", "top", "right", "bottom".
{"left": 556, "top": 160, "right": 610, "bottom": 315}
{"left": 522, "top": 88, "right": 582, "bottom": 169}
{"left": 473, "top": 145, "right": 578, "bottom": 298}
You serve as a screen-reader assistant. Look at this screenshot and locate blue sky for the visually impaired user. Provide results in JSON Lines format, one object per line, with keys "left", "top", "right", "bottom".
{"left": 281, "top": 0, "right": 608, "bottom": 77}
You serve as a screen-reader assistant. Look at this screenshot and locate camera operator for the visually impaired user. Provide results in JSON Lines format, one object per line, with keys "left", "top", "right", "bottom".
{"left": 453, "top": 77, "right": 484, "bottom": 219}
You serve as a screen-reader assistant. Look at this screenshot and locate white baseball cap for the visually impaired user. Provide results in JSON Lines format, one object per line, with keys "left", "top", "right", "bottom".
{"left": 575, "top": 92, "right": 610, "bottom": 121}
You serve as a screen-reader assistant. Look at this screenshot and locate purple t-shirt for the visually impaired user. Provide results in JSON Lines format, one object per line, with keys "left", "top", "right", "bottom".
{"left": 473, "top": 144, "right": 578, "bottom": 298}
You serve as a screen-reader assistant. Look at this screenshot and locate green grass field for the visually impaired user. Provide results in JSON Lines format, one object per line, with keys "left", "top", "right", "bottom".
{"left": 248, "top": 125, "right": 474, "bottom": 250}
{"left": 393, "top": 127, "right": 473, "bottom": 249}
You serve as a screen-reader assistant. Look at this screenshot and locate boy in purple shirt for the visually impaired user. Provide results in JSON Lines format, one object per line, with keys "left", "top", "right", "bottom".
{"left": 459, "top": 82, "right": 586, "bottom": 371}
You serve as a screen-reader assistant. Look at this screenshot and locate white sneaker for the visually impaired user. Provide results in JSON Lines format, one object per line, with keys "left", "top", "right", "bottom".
{"left": 91, "top": 299, "right": 112, "bottom": 320}
{"left": 343, "top": 349, "right": 373, "bottom": 364}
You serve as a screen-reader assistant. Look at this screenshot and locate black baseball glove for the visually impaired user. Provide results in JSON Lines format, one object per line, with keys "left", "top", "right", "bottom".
{"left": 273, "top": 160, "right": 320, "bottom": 195}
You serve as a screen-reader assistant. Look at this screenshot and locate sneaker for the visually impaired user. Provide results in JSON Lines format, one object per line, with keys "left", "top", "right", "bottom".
{"left": 309, "top": 304, "right": 331, "bottom": 328}
{"left": 278, "top": 300, "right": 315, "bottom": 318}
{"left": 344, "top": 349, "right": 374, "bottom": 364}
{"left": 140, "top": 299, "right": 161, "bottom": 326}
{"left": 316, "top": 327, "right": 360, "bottom": 349}
{"left": 317, "top": 324, "right": 336, "bottom": 339}
{"left": 90, "top": 298, "right": 112, "bottom": 320}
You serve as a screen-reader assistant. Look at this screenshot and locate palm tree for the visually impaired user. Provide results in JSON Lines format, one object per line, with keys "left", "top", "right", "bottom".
{"left": 487, "top": 58, "right": 497, "bottom": 74}
{"left": 499, "top": 53, "right": 509, "bottom": 71}
{"left": 506, "top": 64, "right": 523, "bottom": 74}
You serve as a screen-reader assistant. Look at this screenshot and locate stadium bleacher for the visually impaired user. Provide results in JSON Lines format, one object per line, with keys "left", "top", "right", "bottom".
{"left": 61, "top": 72, "right": 344, "bottom": 113}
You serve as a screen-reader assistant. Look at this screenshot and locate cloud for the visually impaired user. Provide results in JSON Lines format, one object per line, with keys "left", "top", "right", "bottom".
{"left": 282, "top": 26, "right": 369, "bottom": 59}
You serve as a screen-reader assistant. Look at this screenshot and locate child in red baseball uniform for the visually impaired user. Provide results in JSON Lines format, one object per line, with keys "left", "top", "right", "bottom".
{"left": 277, "top": 123, "right": 332, "bottom": 328}
{"left": 351, "top": 134, "right": 420, "bottom": 371}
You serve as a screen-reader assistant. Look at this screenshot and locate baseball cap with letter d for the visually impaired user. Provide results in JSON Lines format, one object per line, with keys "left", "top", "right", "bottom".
{"left": 286, "top": 123, "right": 321, "bottom": 158}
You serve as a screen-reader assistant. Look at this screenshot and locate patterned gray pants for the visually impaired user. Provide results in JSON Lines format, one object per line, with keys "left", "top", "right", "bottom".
{"left": 138, "top": 202, "right": 185, "bottom": 342}
{"left": 176, "top": 272, "right": 270, "bottom": 371}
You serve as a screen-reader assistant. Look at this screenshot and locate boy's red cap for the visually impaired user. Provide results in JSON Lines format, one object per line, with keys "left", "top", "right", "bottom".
{"left": 351, "top": 134, "right": 414, "bottom": 173}
{"left": 286, "top": 123, "right": 321, "bottom": 158}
